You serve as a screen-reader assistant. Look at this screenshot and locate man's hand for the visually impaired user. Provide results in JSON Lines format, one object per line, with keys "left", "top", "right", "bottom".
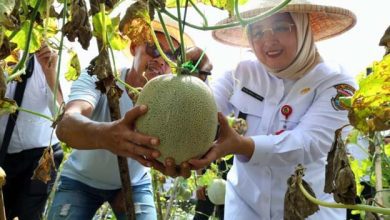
{"left": 148, "top": 157, "right": 191, "bottom": 179}
{"left": 101, "top": 105, "right": 162, "bottom": 167}
{"left": 35, "top": 43, "right": 57, "bottom": 76}
{"left": 185, "top": 47, "right": 213, "bottom": 82}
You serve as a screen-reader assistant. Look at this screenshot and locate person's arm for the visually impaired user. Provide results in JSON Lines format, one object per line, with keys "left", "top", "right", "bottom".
{"left": 56, "top": 100, "right": 161, "bottom": 166}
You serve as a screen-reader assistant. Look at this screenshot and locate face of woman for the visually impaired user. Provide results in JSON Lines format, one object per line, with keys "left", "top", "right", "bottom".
{"left": 248, "top": 13, "right": 297, "bottom": 71}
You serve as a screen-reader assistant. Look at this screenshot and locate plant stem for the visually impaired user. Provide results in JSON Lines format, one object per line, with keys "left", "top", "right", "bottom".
{"left": 176, "top": 0, "right": 186, "bottom": 67}
{"left": 53, "top": 0, "right": 68, "bottom": 116}
{"left": 234, "top": 0, "right": 291, "bottom": 25}
{"left": 149, "top": 25, "right": 176, "bottom": 69}
{"left": 156, "top": 11, "right": 176, "bottom": 53}
{"left": 298, "top": 179, "right": 390, "bottom": 215}
{"left": 7, "top": 0, "right": 43, "bottom": 82}
{"left": 189, "top": 0, "right": 207, "bottom": 26}
{"left": 17, "top": 107, "right": 53, "bottom": 122}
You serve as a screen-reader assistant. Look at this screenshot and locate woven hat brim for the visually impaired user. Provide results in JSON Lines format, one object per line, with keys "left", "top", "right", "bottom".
{"left": 152, "top": 20, "right": 195, "bottom": 47}
{"left": 122, "top": 20, "right": 195, "bottom": 58}
{"left": 212, "top": 4, "right": 356, "bottom": 47}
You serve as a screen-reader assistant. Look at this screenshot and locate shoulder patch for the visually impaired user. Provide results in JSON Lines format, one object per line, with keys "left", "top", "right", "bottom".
{"left": 331, "top": 84, "right": 355, "bottom": 111}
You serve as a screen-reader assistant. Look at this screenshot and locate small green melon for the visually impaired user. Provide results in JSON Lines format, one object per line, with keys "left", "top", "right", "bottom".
{"left": 135, "top": 74, "right": 218, "bottom": 164}
{"left": 207, "top": 178, "right": 226, "bottom": 205}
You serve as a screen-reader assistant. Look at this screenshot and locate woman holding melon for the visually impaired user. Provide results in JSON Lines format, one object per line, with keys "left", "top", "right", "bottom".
{"left": 188, "top": 0, "right": 358, "bottom": 219}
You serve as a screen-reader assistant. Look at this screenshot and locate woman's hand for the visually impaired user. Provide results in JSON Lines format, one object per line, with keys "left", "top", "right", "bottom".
{"left": 147, "top": 158, "right": 192, "bottom": 178}
{"left": 189, "top": 112, "right": 255, "bottom": 170}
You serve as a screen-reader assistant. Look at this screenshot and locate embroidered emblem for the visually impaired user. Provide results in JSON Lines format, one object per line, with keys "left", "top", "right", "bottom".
{"left": 300, "top": 87, "right": 311, "bottom": 95}
{"left": 331, "top": 84, "right": 355, "bottom": 110}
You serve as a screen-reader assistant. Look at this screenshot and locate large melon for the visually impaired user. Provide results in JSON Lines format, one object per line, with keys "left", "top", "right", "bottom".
{"left": 135, "top": 74, "right": 218, "bottom": 164}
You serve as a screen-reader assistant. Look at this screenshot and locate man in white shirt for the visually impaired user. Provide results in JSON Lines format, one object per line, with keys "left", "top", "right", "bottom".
{"left": 0, "top": 44, "right": 64, "bottom": 220}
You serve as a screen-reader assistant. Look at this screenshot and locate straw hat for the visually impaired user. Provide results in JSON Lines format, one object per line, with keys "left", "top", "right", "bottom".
{"left": 151, "top": 16, "right": 195, "bottom": 47}
{"left": 212, "top": 0, "right": 356, "bottom": 47}
{"left": 120, "top": 15, "right": 195, "bottom": 58}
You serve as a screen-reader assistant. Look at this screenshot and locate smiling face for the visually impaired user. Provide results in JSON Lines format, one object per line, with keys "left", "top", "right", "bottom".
{"left": 248, "top": 13, "right": 297, "bottom": 71}
{"left": 130, "top": 32, "right": 180, "bottom": 83}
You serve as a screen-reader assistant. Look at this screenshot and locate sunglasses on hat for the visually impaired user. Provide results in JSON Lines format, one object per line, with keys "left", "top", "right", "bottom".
{"left": 145, "top": 43, "right": 180, "bottom": 61}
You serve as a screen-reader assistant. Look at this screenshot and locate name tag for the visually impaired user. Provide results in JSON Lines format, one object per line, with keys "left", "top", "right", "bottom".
{"left": 241, "top": 87, "right": 264, "bottom": 102}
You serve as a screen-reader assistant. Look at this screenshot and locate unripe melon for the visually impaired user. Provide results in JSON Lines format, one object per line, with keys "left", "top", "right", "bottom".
{"left": 207, "top": 178, "right": 226, "bottom": 205}
{"left": 135, "top": 74, "right": 218, "bottom": 164}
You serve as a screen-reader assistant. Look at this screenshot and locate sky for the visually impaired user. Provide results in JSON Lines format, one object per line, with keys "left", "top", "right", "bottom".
{"left": 63, "top": 0, "right": 390, "bottom": 97}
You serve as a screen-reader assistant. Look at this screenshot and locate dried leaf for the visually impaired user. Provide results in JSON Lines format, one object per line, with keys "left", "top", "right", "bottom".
{"left": 87, "top": 52, "right": 111, "bottom": 82}
{"left": 31, "top": 147, "right": 55, "bottom": 184}
{"left": 365, "top": 211, "right": 380, "bottom": 220}
{"left": 324, "top": 129, "right": 337, "bottom": 193}
{"left": 348, "top": 55, "right": 390, "bottom": 133}
{"left": 0, "top": 0, "right": 19, "bottom": 29}
{"left": 284, "top": 165, "right": 319, "bottom": 220}
{"left": 107, "top": 84, "right": 123, "bottom": 118}
{"left": 62, "top": 0, "right": 92, "bottom": 49}
{"left": 0, "top": 33, "right": 17, "bottom": 60}
{"left": 0, "top": 98, "right": 18, "bottom": 116}
{"left": 119, "top": 0, "right": 153, "bottom": 46}
{"left": 226, "top": 113, "right": 248, "bottom": 135}
{"left": 325, "top": 128, "right": 357, "bottom": 204}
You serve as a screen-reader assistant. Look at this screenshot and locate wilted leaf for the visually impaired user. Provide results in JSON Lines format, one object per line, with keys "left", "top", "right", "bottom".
{"left": 64, "top": 50, "right": 80, "bottom": 81}
{"left": 226, "top": 113, "right": 248, "bottom": 135}
{"left": 0, "top": 98, "right": 18, "bottom": 116}
{"left": 87, "top": 52, "right": 111, "bottom": 82}
{"left": 0, "top": 0, "right": 18, "bottom": 29}
{"left": 107, "top": 84, "right": 123, "bottom": 118}
{"left": 62, "top": 0, "right": 92, "bottom": 50}
{"left": 31, "top": 146, "right": 55, "bottom": 184}
{"left": 348, "top": 55, "right": 390, "bottom": 133}
{"left": 324, "top": 130, "right": 337, "bottom": 193}
{"left": 0, "top": 28, "right": 17, "bottom": 60}
{"left": 284, "top": 164, "right": 319, "bottom": 220}
{"left": 325, "top": 128, "right": 357, "bottom": 204}
{"left": 119, "top": 0, "right": 153, "bottom": 46}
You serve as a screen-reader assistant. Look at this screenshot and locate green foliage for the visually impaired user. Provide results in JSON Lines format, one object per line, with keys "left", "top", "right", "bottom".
{"left": 9, "top": 18, "right": 58, "bottom": 53}
{"left": 166, "top": 0, "right": 249, "bottom": 16}
{"left": 348, "top": 55, "right": 390, "bottom": 133}
{"left": 92, "top": 13, "right": 128, "bottom": 50}
{"left": 64, "top": 50, "right": 81, "bottom": 81}
{"left": 0, "top": 0, "right": 17, "bottom": 29}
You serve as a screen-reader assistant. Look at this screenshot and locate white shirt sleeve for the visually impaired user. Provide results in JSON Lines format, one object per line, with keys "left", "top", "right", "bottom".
{"left": 211, "top": 70, "right": 235, "bottom": 115}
